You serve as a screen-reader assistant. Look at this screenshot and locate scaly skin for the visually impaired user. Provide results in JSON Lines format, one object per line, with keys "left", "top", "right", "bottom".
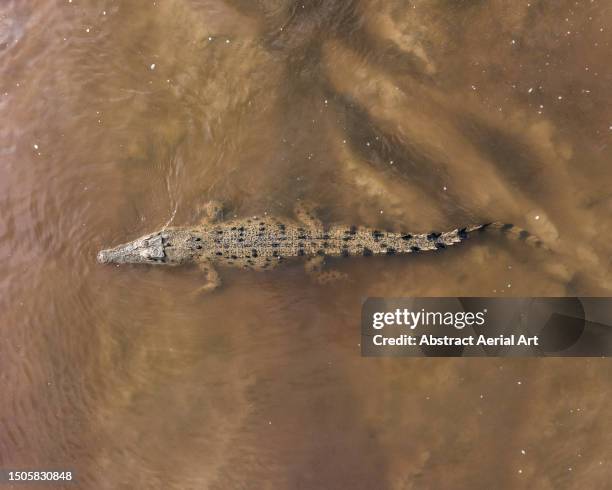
{"left": 97, "top": 202, "right": 541, "bottom": 290}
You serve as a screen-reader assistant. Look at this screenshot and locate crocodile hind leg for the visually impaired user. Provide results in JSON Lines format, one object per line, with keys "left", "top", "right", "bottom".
{"left": 193, "top": 261, "right": 221, "bottom": 294}
{"left": 196, "top": 200, "right": 224, "bottom": 224}
{"left": 304, "top": 256, "right": 348, "bottom": 285}
{"left": 295, "top": 201, "right": 322, "bottom": 229}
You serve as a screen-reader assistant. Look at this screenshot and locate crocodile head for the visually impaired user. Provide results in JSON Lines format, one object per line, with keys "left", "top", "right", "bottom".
{"left": 97, "top": 233, "right": 167, "bottom": 265}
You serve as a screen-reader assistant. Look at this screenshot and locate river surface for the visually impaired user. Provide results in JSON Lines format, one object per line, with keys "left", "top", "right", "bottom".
{"left": 1, "top": 1, "right": 612, "bottom": 488}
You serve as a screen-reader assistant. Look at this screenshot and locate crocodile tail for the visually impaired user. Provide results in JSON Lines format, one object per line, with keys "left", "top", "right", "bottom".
{"left": 463, "top": 221, "right": 545, "bottom": 249}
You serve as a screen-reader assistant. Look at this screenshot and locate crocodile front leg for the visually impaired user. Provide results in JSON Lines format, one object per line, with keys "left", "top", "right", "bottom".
{"left": 194, "top": 261, "right": 221, "bottom": 294}
{"left": 304, "top": 256, "right": 348, "bottom": 285}
{"left": 196, "top": 200, "right": 224, "bottom": 225}
{"left": 295, "top": 201, "right": 322, "bottom": 229}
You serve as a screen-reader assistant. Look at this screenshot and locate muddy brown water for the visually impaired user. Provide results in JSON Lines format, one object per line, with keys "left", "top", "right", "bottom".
{"left": 1, "top": 1, "right": 612, "bottom": 488}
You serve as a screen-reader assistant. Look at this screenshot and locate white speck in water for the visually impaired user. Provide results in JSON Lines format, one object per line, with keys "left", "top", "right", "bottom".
{"left": 150, "top": 63, "right": 156, "bottom": 70}
{"left": 507, "top": 283, "right": 511, "bottom": 288}
{"left": 443, "top": 186, "right": 447, "bottom": 191}
{"left": 521, "top": 449, "right": 526, "bottom": 455}
{"left": 33, "top": 144, "right": 39, "bottom": 150}
{"left": 528, "top": 87, "right": 534, "bottom": 93}
{"left": 225, "top": 39, "right": 230, "bottom": 44}
{"left": 518, "top": 469, "right": 523, "bottom": 474}
{"left": 534, "top": 215, "right": 540, "bottom": 220}
{"left": 85, "top": 28, "right": 90, "bottom": 33}
{"left": 517, "top": 380, "right": 522, "bottom": 385}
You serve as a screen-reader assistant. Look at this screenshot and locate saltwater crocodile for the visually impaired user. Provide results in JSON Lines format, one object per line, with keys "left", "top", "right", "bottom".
{"left": 97, "top": 201, "right": 540, "bottom": 292}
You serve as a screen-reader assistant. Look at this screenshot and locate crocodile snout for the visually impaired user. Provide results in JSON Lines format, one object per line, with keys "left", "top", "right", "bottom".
{"left": 97, "top": 250, "right": 110, "bottom": 263}
{"left": 97, "top": 234, "right": 166, "bottom": 265}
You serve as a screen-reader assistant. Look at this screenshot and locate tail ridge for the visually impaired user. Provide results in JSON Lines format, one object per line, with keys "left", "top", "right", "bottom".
{"left": 466, "top": 221, "right": 544, "bottom": 248}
